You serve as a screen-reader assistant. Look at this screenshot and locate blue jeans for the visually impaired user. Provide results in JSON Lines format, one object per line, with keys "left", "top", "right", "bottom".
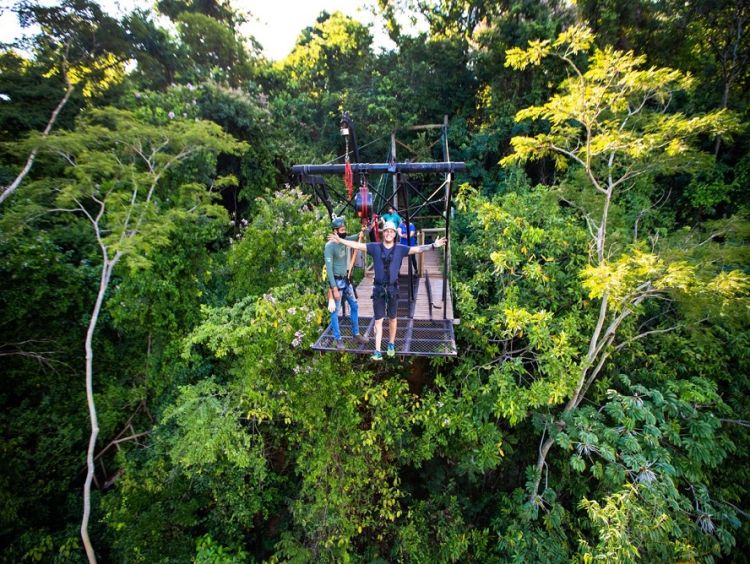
{"left": 331, "top": 279, "right": 359, "bottom": 340}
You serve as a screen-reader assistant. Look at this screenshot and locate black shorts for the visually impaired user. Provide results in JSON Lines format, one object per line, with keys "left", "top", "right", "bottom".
{"left": 372, "top": 285, "right": 398, "bottom": 320}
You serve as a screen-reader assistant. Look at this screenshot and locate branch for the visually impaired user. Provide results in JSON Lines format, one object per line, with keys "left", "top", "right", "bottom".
{"left": 92, "top": 432, "right": 150, "bottom": 463}
{"left": 51, "top": 149, "right": 78, "bottom": 168}
{"left": 549, "top": 143, "right": 607, "bottom": 194}
{"left": 73, "top": 197, "right": 107, "bottom": 254}
{"left": 556, "top": 193, "right": 599, "bottom": 239}
{"left": 119, "top": 182, "right": 140, "bottom": 245}
{"left": 0, "top": 46, "right": 75, "bottom": 206}
{"left": 578, "top": 341, "right": 614, "bottom": 404}
{"left": 0, "top": 340, "right": 67, "bottom": 371}
{"left": 719, "top": 418, "right": 750, "bottom": 429}
{"left": 614, "top": 323, "right": 687, "bottom": 351}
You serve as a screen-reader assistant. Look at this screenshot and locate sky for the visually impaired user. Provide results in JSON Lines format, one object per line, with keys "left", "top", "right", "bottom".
{"left": 0, "top": 0, "right": 401, "bottom": 60}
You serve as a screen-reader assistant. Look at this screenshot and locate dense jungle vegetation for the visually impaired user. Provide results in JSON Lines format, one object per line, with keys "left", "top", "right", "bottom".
{"left": 1, "top": 0, "right": 749, "bottom": 561}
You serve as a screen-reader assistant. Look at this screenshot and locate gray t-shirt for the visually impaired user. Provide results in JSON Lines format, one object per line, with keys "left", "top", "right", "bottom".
{"left": 324, "top": 234, "right": 360, "bottom": 288}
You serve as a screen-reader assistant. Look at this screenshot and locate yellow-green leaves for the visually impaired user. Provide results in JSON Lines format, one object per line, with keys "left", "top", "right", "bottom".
{"left": 553, "top": 24, "right": 595, "bottom": 55}
{"left": 707, "top": 270, "right": 750, "bottom": 297}
{"left": 505, "top": 40, "right": 551, "bottom": 70}
{"left": 62, "top": 53, "right": 126, "bottom": 98}
{"left": 503, "top": 307, "right": 551, "bottom": 339}
{"left": 502, "top": 25, "right": 738, "bottom": 197}
{"left": 580, "top": 250, "right": 748, "bottom": 309}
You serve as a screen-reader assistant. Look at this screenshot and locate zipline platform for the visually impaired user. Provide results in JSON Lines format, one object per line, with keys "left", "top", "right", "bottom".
{"left": 312, "top": 317, "right": 457, "bottom": 357}
{"left": 312, "top": 247, "right": 457, "bottom": 357}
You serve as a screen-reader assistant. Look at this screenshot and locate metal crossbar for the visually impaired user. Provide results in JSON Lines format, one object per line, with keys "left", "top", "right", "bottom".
{"left": 292, "top": 162, "right": 466, "bottom": 175}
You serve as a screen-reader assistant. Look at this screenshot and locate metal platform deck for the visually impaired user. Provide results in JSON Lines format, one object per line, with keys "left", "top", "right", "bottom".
{"left": 312, "top": 316, "right": 457, "bottom": 357}
{"left": 312, "top": 246, "right": 457, "bottom": 357}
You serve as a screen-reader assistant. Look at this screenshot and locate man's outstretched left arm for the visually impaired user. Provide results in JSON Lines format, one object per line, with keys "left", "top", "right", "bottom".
{"left": 408, "top": 237, "right": 447, "bottom": 255}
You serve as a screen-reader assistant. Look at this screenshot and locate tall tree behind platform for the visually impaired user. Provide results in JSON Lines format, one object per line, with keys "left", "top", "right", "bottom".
{"left": 27, "top": 107, "right": 244, "bottom": 561}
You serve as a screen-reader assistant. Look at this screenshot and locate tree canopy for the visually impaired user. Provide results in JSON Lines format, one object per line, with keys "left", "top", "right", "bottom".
{"left": 1, "top": 1, "right": 749, "bottom": 562}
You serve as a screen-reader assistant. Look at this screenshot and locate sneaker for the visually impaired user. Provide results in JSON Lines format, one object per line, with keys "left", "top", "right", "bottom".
{"left": 335, "top": 340, "right": 345, "bottom": 351}
{"left": 370, "top": 351, "right": 383, "bottom": 361}
{"left": 354, "top": 334, "right": 368, "bottom": 345}
{"left": 386, "top": 343, "right": 396, "bottom": 358}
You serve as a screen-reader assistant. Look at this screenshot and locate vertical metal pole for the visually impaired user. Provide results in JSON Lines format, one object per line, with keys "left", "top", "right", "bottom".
{"left": 443, "top": 172, "right": 452, "bottom": 319}
{"left": 442, "top": 115, "right": 451, "bottom": 162}
{"left": 442, "top": 117, "right": 451, "bottom": 320}
{"left": 391, "top": 131, "right": 398, "bottom": 210}
{"left": 402, "top": 172, "right": 414, "bottom": 310}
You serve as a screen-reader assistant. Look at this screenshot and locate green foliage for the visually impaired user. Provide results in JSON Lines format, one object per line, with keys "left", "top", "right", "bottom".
{"left": 29, "top": 106, "right": 242, "bottom": 266}
{"left": 176, "top": 12, "right": 254, "bottom": 86}
{"left": 0, "top": 51, "right": 81, "bottom": 140}
{"left": 453, "top": 186, "right": 590, "bottom": 420}
{"left": 122, "top": 81, "right": 278, "bottom": 205}
{"left": 194, "top": 534, "right": 248, "bottom": 563}
{"left": 121, "top": 10, "right": 182, "bottom": 90}
{"left": 3, "top": 3, "right": 750, "bottom": 563}
{"left": 281, "top": 12, "right": 373, "bottom": 94}
{"left": 394, "top": 491, "right": 491, "bottom": 562}
{"left": 226, "top": 187, "right": 325, "bottom": 299}
{"left": 503, "top": 25, "right": 738, "bottom": 190}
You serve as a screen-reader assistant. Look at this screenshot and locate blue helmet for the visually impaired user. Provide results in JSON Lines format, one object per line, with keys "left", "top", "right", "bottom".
{"left": 330, "top": 216, "right": 345, "bottom": 229}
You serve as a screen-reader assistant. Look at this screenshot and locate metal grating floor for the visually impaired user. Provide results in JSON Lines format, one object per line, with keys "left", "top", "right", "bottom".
{"left": 311, "top": 316, "right": 457, "bottom": 357}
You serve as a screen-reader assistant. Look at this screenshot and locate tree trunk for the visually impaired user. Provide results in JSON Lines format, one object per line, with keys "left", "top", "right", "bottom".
{"left": 530, "top": 435, "right": 556, "bottom": 502}
{"left": 407, "top": 357, "right": 428, "bottom": 395}
{"left": 529, "top": 184, "right": 615, "bottom": 500}
{"left": 714, "top": 80, "right": 731, "bottom": 157}
{"left": 80, "top": 258, "right": 115, "bottom": 564}
{"left": 0, "top": 78, "right": 74, "bottom": 206}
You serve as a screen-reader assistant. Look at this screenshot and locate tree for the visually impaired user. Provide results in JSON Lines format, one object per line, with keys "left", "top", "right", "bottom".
{"left": 154, "top": 0, "right": 259, "bottom": 87}
{"left": 577, "top": 0, "right": 750, "bottom": 156}
{"left": 281, "top": 11, "right": 373, "bottom": 95}
{"left": 375, "top": 0, "right": 507, "bottom": 40}
{"left": 684, "top": 0, "right": 750, "bottom": 155}
{"left": 32, "top": 107, "right": 244, "bottom": 562}
{"left": 121, "top": 10, "right": 182, "bottom": 90}
{"left": 175, "top": 12, "right": 255, "bottom": 86}
{"left": 0, "top": 0, "right": 129, "bottom": 206}
{"left": 501, "top": 25, "right": 747, "bottom": 510}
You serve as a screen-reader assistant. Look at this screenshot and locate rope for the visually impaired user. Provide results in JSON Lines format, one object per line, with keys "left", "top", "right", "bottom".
{"left": 320, "top": 134, "right": 390, "bottom": 166}
{"left": 344, "top": 147, "right": 353, "bottom": 200}
{"left": 344, "top": 160, "right": 353, "bottom": 199}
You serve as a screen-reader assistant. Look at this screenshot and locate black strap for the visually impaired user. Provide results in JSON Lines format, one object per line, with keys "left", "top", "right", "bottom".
{"left": 380, "top": 243, "right": 394, "bottom": 277}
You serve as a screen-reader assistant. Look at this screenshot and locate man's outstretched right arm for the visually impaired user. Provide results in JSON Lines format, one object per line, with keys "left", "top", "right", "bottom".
{"left": 328, "top": 233, "right": 367, "bottom": 251}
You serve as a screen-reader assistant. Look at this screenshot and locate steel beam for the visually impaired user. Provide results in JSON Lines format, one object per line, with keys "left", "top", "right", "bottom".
{"left": 292, "top": 162, "right": 466, "bottom": 175}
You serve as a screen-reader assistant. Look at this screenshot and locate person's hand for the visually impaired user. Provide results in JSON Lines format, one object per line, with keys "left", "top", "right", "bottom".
{"left": 332, "top": 287, "right": 340, "bottom": 300}
{"left": 434, "top": 237, "right": 447, "bottom": 248}
{"left": 328, "top": 233, "right": 340, "bottom": 243}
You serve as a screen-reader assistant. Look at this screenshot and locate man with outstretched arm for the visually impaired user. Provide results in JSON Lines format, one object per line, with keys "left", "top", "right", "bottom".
{"left": 329, "top": 221, "right": 447, "bottom": 360}
{"left": 324, "top": 217, "right": 369, "bottom": 350}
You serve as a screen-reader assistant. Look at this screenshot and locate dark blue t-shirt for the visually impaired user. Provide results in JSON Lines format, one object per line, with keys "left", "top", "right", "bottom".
{"left": 366, "top": 242, "right": 410, "bottom": 286}
{"left": 399, "top": 221, "right": 417, "bottom": 246}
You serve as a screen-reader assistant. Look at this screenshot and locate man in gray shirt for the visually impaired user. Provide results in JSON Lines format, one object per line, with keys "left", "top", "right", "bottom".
{"left": 324, "top": 217, "right": 368, "bottom": 350}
